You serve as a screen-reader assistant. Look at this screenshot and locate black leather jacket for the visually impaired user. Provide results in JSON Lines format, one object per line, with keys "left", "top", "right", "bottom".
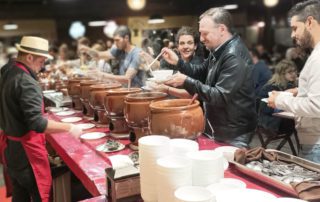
{"left": 177, "top": 34, "right": 257, "bottom": 146}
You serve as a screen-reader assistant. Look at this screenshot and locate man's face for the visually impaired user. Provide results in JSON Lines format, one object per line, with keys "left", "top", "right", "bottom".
{"left": 290, "top": 16, "right": 313, "bottom": 50}
{"left": 199, "top": 16, "right": 221, "bottom": 50}
{"left": 177, "top": 35, "right": 197, "bottom": 61}
{"left": 113, "top": 35, "right": 126, "bottom": 50}
{"left": 28, "top": 54, "right": 46, "bottom": 72}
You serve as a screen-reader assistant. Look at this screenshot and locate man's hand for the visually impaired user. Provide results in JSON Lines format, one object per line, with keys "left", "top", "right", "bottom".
{"left": 164, "top": 72, "right": 187, "bottom": 87}
{"left": 161, "top": 47, "right": 179, "bottom": 66}
{"left": 68, "top": 124, "right": 83, "bottom": 138}
{"left": 267, "top": 91, "right": 280, "bottom": 108}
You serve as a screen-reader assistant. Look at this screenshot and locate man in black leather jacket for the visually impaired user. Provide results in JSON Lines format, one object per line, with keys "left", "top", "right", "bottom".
{"left": 163, "top": 7, "right": 257, "bottom": 147}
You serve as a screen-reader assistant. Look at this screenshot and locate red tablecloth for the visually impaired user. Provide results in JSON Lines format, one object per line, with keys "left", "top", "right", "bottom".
{"left": 46, "top": 111, "right": 295, "bottom": 201}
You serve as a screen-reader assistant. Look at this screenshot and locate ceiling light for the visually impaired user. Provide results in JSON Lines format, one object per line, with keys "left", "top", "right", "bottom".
{"left": 223, "top": 4, "right": 238, "bottom": 10}
{"left": 3, "top": 22, "right": 18, "bottom": 30}
{"left": 88, "top": 21, "right": 108, "bottom": 27}
{"left": 127, "top": 0, "right": 146, "bottom": 11}
{"left": 257, "top": 21, "right": 266, "bottom": 27}
{"left": 103, "top": 21, "right": 118, "bottom": 38}
{"left": 263, "top": 0, "right": 279, "bottom": 8}
{"left": 69, "top": 21, "right": 86, "bottom": 39}
{"left": 148, "top": 14, "right": 165, "bottom": 24}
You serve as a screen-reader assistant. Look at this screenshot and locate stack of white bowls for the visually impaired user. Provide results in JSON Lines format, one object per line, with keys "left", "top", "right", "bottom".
{"left": 206, "top": 178, "right": 246, "bottom": 201}
{"left": 187, "top": 150, "right": 224, "bottom": 186}
{"left": 215, "top": 188, "right": 276, "bottom": 202}
{"left": 174, "top": 186, "right": 214, "bottom": 202}
{"left": 139, "top": 135, "right": 171, "bottom": 202}
{"left": 156, "top": 156, "right": 192, "bottom": 202}
{"left": 170, "top": 139, "right": 199, "bottom": 157}
{"left": 271, "top": 198, "right": 307, "bottom": 202}
{"left": 214, "top": 146, "right": 238, "bottom": 162}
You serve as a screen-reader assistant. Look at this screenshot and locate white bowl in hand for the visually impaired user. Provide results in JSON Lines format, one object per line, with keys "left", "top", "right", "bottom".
{"left": 152, "top": 70, "right": 173, "bottom": 82}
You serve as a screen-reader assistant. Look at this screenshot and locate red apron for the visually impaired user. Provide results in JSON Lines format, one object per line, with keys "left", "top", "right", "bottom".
{"left": 0, "top": 62, "right": 51, "bottom": 201}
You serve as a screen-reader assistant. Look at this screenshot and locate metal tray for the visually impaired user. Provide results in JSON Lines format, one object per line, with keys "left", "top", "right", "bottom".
{"left": 231, "top": 149, "right": 320, "bottom": 196}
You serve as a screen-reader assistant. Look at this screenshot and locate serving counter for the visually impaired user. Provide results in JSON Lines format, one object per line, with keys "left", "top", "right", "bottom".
{"left": 46, "top": 110, "right": 296, "bottom": 201}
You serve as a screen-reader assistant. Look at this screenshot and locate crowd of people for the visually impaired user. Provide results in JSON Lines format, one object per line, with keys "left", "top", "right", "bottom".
{"left": 1, "top": 0, "right": 320, "bottom": 201}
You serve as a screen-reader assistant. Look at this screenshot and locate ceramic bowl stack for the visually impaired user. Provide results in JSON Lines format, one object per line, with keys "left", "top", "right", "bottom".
{"left": 174, "top": 186, "right": 214, "bottom": 202}
{"left": 156, "top": 156, "right": 192, "bottom": 202}
{"left": 139, "top": 135, "right": 171, "bottom": 202}
{"left": 215, "top": 188, "right": 276, "bottom": 202}
{"left": 170, "top": 139, "right": 199, "bottom": 157}
{"left": 187, "top": 150, "right": 224, "bottom": 186}
{"left": 206, "top": 178, "right": 246, "bottom": 201}
{"left": 214, "top": 146, "right": 238, "bottom": 162}
{"left": 271, "top": 198, "right": 307, "bottom": 202}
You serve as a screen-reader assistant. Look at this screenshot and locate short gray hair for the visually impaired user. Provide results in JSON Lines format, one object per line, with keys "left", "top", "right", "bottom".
{"left": 200, "top": 7, "right": 233, "bottom": 32}
{"left": 288, "top": 0, "right": 320, "bottom": 22}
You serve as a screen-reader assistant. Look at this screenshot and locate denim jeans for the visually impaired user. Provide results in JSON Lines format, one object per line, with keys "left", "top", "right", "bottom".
{"left": 299, "top": 144, "right": 320, "bottom": 163}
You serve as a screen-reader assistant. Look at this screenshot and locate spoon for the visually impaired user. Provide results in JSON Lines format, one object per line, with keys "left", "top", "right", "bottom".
{"left": 128, "top": 78, "right": 131, "bottom": 91}
{"left": 147, "top": 51, "right": 164, "bottom": 72}
{"left": 188, "top": 93, "right": 198, "bottom": 105}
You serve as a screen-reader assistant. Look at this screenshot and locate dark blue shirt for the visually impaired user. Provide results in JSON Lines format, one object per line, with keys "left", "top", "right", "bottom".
{"left": 252, "top": 60, "right": 272, "bottom": 96}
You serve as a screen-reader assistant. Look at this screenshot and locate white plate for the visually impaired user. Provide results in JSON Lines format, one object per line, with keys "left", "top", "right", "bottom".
{"left": 43, "top": 90, "right": 56, "bottom": 94}
{"left": 261, "top": 98, "right": 268, "bottom": 103}
{"left": 47, "top": 107, "right": 69, "bottom": 113}
{"left": 96, "top": 142, "right": 125, "bottom": 152}
{"left": 61, "top": 117, "right": 82, "bottom": 123}
{"left": 56, "top": 111, "right": 75, "bottom": 116}
{"left": 80, "top": 132, "right": 107, "bottom": 140}
{"left": 77, "top": 123, "right": 95, "bottom": 130}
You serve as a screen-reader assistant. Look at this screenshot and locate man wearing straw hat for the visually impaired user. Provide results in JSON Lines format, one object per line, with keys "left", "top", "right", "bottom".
{"left": 0, "top": 36, "right": 83, "bottom": 202}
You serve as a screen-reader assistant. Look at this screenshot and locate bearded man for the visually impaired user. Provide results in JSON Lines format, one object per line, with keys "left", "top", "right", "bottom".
{"left": 268, "top": 0, "right": 320, "bottom": 163}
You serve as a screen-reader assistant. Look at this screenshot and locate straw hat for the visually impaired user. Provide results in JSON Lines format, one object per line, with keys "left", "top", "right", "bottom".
{"left": 15, "top": 36, "right": 53, "bottom": 60}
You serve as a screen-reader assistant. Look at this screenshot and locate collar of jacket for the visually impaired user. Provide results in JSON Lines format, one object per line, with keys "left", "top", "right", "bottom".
{"left": 15, "top": 61, "right": 39, "bottom": 81}
{"left": 211, "top": 34, "right": 239, "bottom": 60}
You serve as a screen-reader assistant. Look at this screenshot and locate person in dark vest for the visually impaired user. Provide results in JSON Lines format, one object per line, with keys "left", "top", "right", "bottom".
{"left": 0, "top": 36, "right": 83, "bottom": 202}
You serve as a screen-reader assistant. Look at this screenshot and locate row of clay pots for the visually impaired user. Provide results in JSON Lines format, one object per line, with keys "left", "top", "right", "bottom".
{"left": 66, "top": 77, "right": 205, "bottom": 142}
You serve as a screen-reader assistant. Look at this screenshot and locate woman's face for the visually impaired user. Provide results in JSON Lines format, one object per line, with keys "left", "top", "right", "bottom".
{"left": 284, "top": 68, "right": 297, "bottom": 82}
{"left": 177, "top": 35, "right": 197, "bottom": 61}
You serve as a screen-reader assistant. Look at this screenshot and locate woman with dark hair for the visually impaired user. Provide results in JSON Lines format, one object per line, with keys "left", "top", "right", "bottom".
{"left": 142, "top": 26, "right": 204, "bottom": 98}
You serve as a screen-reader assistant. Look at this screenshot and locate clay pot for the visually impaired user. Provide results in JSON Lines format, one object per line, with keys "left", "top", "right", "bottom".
{"left": 149, "top": 99, "right": 204, "bottom": 139}
{"left": 68, "top": 77, "right": 91, "bottom": 96}
{"left": 104, "top": 88, "right": 142, "bottom": 117}
{"left": 124, "top": 92, "right": 167, "bottom": 127}
{"left": 80, "top": 80, "right": 101, "bottom": 101}
{"left": 89, "top": 83, "right": 122, "bottom": 110}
